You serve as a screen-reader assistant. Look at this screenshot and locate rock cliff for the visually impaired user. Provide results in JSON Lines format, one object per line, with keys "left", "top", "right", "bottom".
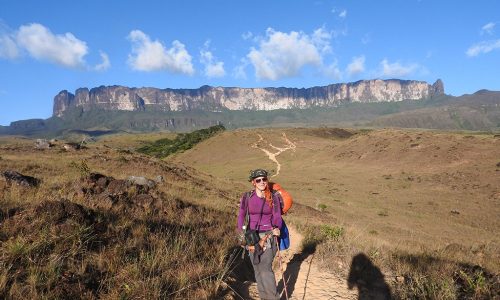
{"left": 53, "top": 79, "right": 444, "bottom": 117}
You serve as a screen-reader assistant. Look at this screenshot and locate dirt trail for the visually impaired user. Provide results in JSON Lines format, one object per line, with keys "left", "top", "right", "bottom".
{"left": 242, "top": 225, "right": 357, "bottom": 300}
{"left": 251, "top": 133, "right": 296, "bottom": 177}
{"left": 245, "top": 133, "right": 357, "bottom": 299}
{"left": 280, "top": 226, "right": 357, "bottom": 300}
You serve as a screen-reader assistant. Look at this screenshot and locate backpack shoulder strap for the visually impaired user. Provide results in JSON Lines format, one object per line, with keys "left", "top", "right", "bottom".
{"left": 242, "top": 191, "right": 252, "bottom": 227}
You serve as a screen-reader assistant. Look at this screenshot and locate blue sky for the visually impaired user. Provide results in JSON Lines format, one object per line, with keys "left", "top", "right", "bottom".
{"left": 1, "top": 0, "right": 499, "bottom": 125}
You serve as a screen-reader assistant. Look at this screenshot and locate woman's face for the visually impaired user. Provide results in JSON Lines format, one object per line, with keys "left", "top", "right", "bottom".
{"left": 253, "top": 176, "right": 268, "bottom": 191}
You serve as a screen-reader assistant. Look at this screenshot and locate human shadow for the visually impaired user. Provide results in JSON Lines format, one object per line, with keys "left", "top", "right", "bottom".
{"left": 276, "top": 240, "right": 317, "bottom": 300}
{"left": 347, "top": 253, "right": 392, "bottom": 300}
{"left": 226, "top": 246, "right": 256, "bottom": 300}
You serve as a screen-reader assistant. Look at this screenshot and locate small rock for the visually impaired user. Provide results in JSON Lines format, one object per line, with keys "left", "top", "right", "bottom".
{"left": 63, "top": 143, "right": 82, "bottom": 151}
{"left": 155, "top": 175, "right": 164, "bottom": 183}
{"left": 35, "top": 139, "right": 52, "bottom": 149}
{"left": 127, "top": 176, "right": 156, "bottom": 189}
{"left": 450, "top": 209, "right": 460, "bottom": 215}
{"left": 396, "top": 276, "right": 405, "bottom": 283}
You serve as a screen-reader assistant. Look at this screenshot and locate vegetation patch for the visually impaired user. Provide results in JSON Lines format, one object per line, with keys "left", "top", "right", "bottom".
{"left": 389, "top": 251, "right": 499, "bottom": 299}
{"left": 137, "top": 125, "right": 225, "bottom": 158}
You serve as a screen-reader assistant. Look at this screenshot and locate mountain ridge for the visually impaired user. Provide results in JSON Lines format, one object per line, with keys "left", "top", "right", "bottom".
{"left": 53, "top": 79, "right": 444, "bottom": 117}
{"left": 1, "top": 79, "right": 499, "bottom": 137}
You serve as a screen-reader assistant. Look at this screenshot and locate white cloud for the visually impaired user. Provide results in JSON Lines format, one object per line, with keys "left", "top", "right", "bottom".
{"left": 233, "top": 58, "right": 249, "bottom": 80}
{"left": 16, "top": 23, "right": 88, "bottom": 68}
{"left": 0, "top": 33, "right": 19, "bottom": 59}
{"left": 481, "top": 22, "right": 495, "bottom": 35}
{"left": 346, "top": 56, "right": 365, "bottom": 76}
{"left": 127, "top": 30, "right": 194, "bottom": 75}
{"left": 312, "top": 27, "right": 332, "bottom": 53}
{"left": 247, "top": 28, "right": 330, "bottom": 80}
{"left": 380, "top": 59, "right": 419, "bottom": 77}
{"left": 466, "top": 39, "right": 500, "bottom": 57}
{"left": 200, "top": 43, "right": 225, "bottom": 78}
{"left": 339, "top": 10, "right": 347, "bottom": 18}
{"left": 94, "top": 51, "right": 110, "bottom": 71}
{"left": 324, "top": 61, "right": 342, "bottom": 80}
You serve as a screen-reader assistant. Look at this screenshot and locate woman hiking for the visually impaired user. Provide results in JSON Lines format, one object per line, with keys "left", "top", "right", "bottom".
{"left": 237, "top": 169, "right": 282, "bottom": 300}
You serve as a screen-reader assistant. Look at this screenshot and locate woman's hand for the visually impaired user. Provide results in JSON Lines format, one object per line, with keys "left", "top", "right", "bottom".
{"left": 272, "top": 228, "right": 280, "bottom": 236}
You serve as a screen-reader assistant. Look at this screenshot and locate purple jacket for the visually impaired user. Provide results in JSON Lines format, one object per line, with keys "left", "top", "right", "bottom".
{"left": 237, "top": 191, "right": 282, "bottom": 232}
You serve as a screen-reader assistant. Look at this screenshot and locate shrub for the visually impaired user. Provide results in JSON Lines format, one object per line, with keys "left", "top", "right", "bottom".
{"left": 69, "top": 160, "right": 90, "bottom": 177}
{"left": 137, "top": 125, "right": 225, "bottom": 158}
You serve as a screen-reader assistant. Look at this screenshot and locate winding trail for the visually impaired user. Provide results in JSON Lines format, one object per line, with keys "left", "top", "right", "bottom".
{"left": 251, "top": 133, "right": 296, "bottom": 177}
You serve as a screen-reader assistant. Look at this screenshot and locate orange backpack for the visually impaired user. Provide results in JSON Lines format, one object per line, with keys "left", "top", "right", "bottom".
{"left": 269, "top": 182, "right": 293, "bottom": 215}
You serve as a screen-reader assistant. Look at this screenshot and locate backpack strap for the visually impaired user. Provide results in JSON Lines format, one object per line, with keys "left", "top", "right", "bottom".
{"left": 243, "top": 190, "right": 266, "bottom": 231}
{"left": 242, "top": 191, "right": 252, "bottom": 229}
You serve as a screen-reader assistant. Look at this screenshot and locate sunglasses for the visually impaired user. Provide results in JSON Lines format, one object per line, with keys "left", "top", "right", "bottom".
{"left": 254, "top": 177, "right": 268, "bottom": 183}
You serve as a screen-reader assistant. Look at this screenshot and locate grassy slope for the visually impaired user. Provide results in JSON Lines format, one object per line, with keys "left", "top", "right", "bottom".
{"left": 172, "top": 127, "right": 500, "bottom": 297}
{"left": 174, "top": 128, "right": 500, "bottom": 251}
{"left": 2, "top": 129, "right": 499, "bottom": 298}
{"left": 0, "top": 134, "right": 241, "bottom": 299}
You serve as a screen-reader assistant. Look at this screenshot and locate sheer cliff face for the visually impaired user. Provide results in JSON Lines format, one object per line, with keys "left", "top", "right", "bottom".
{"left": 53, "top": 79, "right": 444, "bottom": 117}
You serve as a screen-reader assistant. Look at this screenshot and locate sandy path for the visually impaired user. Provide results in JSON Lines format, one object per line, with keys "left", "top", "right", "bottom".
{"left": 251, "top": 133, "right": 296, "bottom": 177}
{"left": 275, "top": 225, "right": 357, "bottom": 300}
{"left": 241, "top": 225, "right": 357, "bottom": 299}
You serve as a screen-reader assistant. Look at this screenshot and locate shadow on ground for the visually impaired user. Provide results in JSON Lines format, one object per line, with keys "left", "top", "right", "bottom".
{"left": 347, "top": 253, "right": 392, "bottom": 300}
{"left": 276, "top": 241, "right": 318, "bottom": 300}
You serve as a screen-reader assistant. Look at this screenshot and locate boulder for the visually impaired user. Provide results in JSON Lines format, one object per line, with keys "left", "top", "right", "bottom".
{"left": 1, "top": 170, "right": 40, "bottom": 187}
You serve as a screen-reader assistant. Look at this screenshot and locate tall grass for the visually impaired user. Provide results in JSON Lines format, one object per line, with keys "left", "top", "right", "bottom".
{"left": 0, "top": 140, "right": 238, "bottom": 299}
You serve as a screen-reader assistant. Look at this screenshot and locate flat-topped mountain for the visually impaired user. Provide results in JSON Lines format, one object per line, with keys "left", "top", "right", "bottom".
{"left": 53, "top": 79, "right": 444, "bottom": 117}
{"left": 2, "top": 79, "right": 498, "bottom": 137}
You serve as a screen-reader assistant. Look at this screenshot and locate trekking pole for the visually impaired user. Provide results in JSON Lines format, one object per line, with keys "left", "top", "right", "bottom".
{"left": 275, "top": 236, "right": 289, "bottom": 300}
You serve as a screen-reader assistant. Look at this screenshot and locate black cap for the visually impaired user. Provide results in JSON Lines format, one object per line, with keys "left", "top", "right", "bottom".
{"left": 249, "top": 169, "right": 268, "bottom": 181}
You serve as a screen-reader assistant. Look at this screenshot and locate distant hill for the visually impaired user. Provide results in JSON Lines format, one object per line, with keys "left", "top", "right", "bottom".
{"left": 370, "top": 90, "right": 500, "bottom": 130}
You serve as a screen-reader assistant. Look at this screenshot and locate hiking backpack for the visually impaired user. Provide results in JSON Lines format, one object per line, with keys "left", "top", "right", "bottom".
{"left": 269, "top": 182, "right": 293, "bottom": 215}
